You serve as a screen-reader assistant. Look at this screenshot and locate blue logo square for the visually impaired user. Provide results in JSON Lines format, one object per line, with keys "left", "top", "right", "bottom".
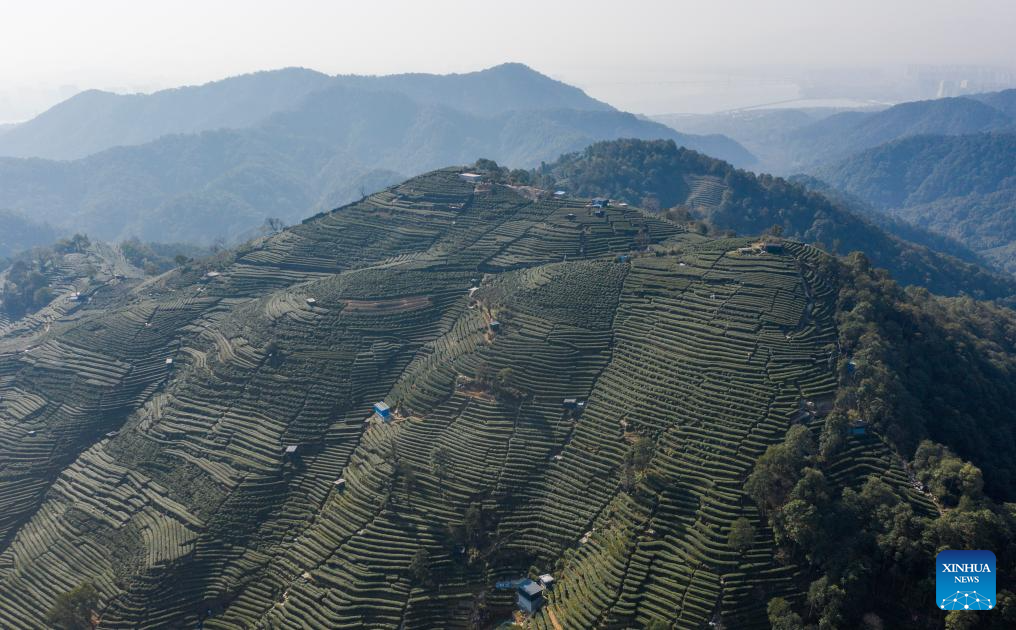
{"left": 937, "top": 550, "right": 996, "bottom": 610}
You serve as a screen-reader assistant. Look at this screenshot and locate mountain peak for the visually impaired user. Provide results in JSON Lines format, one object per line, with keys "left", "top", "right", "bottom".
{"left": 481, "top": 61, "right": 540, "bottom": 75}
{"left": 328, "top": 63, "right": 615, "bottom": 116}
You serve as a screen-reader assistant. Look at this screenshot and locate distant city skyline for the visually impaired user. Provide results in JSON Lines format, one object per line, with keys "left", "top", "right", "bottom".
{"left": 2, "top": 0, "right": 1015, "bottom": 121}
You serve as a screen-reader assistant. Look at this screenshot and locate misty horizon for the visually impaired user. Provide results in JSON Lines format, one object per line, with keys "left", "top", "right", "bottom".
{"left": 3, "top": 61, "right": 1016, "bottom": 125}
{"left": 2, "top": 0, "right": 1016, "bottom": 121}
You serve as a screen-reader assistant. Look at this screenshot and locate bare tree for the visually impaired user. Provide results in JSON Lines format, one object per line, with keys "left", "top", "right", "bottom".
{"left": 262, "top": 217, "right": 286, "bottom": 235}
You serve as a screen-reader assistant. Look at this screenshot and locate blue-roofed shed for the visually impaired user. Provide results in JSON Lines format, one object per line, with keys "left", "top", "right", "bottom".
{"left": 516, "top": 579, "right": 546, "bottom": 613}
{"left": 848, "top": 420, "right": 869, "bottom": 436}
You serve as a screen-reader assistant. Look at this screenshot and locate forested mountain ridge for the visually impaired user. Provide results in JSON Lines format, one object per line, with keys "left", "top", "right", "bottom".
{"left": 971, "top": 88, "right": 1016, "bottom": 118}
{"left": 0, "top": 166, "right": 1012, "bottom": 629}
{"left": 818, "top": 132, "right": 1016, "bottom": 273}
{"left": 0, "top": 68, "right": 751, "bottom": 247}
{"left": 328, "top": 62, "right": 616, "bottom": 116}
{"left": 789, "top": 175, "right": 984, "bottom": 263}
{"left": 786, "top": 95, "right": 1012, "bottom": 167}
{"left": 530, "top": 139, "right": 1016, "bottom": 301}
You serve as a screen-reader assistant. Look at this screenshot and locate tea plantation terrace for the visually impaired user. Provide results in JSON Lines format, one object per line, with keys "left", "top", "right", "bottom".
{"left": 0, "top": 168, "right": 931, "bottom": 628}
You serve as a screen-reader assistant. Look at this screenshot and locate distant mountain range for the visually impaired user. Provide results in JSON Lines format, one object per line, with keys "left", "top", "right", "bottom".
{"left": 0, "top": 64, "right": 627, "bottom": 161}
{"left": 532, "top": 139, "right": 1016, "bottom": 301}
{"left": 0, "top": 65, "right": 752, "bottom": 245}
{"left": 0, "top": 69, "right": 334, "bottom": 161}
{"left": 653, "top": 107, "right": 855, "bottom": 174}
{"left": 785, "top": 95, "right": 1013, "bottom": 169}
{"left": 817, "top": 132, "right": 1016, "bottom": 273}
{"left": 654, "top": 89, "right": 1016, "bottom": 174}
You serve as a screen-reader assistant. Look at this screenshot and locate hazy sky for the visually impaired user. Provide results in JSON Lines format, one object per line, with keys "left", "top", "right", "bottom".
{"left": 2, "top": 0, "right": 1015, "bottom": 119}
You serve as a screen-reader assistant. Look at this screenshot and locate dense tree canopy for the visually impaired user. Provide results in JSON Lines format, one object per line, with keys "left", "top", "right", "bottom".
{"left": 819, "top": 132, "right": 1016, "bottom": 273}
{"left": 46, "top": 582, "right": 99, "bottom": 630}
{"left": 754, "top": 251, "right": 1016, "bottom": 628}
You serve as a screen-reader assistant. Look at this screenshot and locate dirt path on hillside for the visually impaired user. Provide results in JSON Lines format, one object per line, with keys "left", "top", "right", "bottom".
{"left": 548, "top": 607, "right": 564, "bottom": 630}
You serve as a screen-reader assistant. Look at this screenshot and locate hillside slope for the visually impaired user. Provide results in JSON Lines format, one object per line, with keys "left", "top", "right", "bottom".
{"left": 0, "top": 210, "right": 58, "bottom": 259}
{"left": 818, "top": 132, "right": 1016, "bottom": 272}
{"left": 789, "top": 175, "right": 983, "bottom": 263}
{"left": 531, "top": 139, "right": 1016, "bottom": 301}
{"left": 0, "top": 168, "right": 1012, "bottom": 629}
{"left": 0, "top": 237, "right": 145, "bottom": 336}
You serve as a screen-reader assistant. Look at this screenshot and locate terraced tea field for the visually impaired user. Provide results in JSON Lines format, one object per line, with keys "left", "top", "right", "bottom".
{"left": 0, "top": 169, "right": 928, "bottom": 628}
